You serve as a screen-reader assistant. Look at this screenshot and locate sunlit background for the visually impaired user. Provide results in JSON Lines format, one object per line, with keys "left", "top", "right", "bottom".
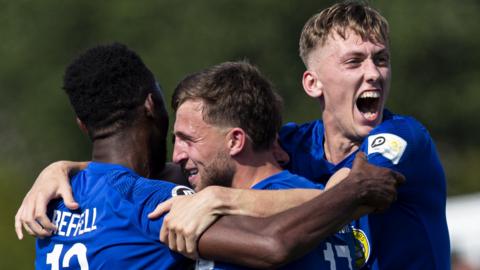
{"left": 1, "top": 0, "right": 479, "bottom": 269}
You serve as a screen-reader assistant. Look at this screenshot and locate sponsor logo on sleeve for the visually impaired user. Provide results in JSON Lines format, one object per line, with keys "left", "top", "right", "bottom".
{"left": 367, "top": 133, "right": 407, "bottom": 165}
{"left": 171, "top": 185, "right": 195, "bottom": 197}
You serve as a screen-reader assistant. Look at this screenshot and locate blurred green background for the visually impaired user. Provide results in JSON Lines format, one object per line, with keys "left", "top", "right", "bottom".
{"left": 1, "top": 0, "right": 479, "bottom": 268}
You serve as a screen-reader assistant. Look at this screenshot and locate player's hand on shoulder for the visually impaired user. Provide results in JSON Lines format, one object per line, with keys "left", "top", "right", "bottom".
{"left": 148, "top": 186, "right": 226, "bottom": 259}
{"left": 14, "top": 160, "right": 82, "bottom": 240}
{"left": 347, "top": 152, "right": 405, "bottom": 212}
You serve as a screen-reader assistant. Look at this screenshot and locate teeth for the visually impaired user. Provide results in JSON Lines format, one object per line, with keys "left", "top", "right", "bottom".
{"left": 359, "top": 91, "right": 380, "bottom": 98}
{"left": 187, "top": 169, "right": 198, "bottom": 177}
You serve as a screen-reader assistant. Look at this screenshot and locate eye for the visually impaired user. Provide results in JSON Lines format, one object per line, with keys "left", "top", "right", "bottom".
{"left": 345, "top": 58, "right": 362, "bottom": 68}
{"left": 173, "top": 133, "right": 195, "bottom": 148}
{"left": 374, "top": 54, "right": 390, "bottom": 67}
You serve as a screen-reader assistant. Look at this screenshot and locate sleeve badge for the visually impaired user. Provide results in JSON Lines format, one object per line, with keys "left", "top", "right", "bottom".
{"left": 367, "top": 133, "right": 407, "bottom": 165}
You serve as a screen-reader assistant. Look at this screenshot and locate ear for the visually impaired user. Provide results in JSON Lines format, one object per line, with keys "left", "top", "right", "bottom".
{"left": 144, "top": 93, "right": 155, "bottom": 117}
{"left": 226, "top": 128, "right": 246, "bottom": 156}
{"left": 302, "top": 70, "right": 323, "bottom": 98}
{"left": 76, "top": 117, "right": 89, "bottom": 135}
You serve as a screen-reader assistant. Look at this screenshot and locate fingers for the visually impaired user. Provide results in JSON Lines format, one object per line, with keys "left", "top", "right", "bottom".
{"left": 148, "top": 199, "right": 173, "bottom": 219}
{"left": 168, "top": 228, "right": 177, "bottom": 251}
{"left": 185, "top": 235, "right": 199, "bottom": 259}
{"left": 14, "top": 206, "right": 24, "bottom": 240}
{"left": 352, "top": 151, "right": 367, "bottom": 169}
{"left": 391, "top": 170, "right": 406, "bottom": 186}
{"left": 58, "top": 185, "right": 79, "bottom": 210}
{"left": 15, "top": 192, "right": 57, "bottom": 239}
{"left": 24, "top": 204, "right": 54, "bottom": 238}
{"left": 24, "top": 218, "right": 50, "bottom": 238}
{"left": 160, "top": 214, "right": 198, "bottom": 259}
{"left": 176, "top": 232, "right": 186, "bottom": 254}
{"left": 160, "top": 219, "right": 169, "bottom": 243}
{"left": 23, "top": 221, "right": 35, "bottom": 237}
{"left": 33, "top": 195, "right": 56, "bottom": 233}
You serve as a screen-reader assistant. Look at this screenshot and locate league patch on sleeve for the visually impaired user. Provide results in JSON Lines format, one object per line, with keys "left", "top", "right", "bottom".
{"left": 171, "top": 185, "right": 195, "bottom": 197}
{"left": 367, "top": 133, "right": 407, "bottom": 165}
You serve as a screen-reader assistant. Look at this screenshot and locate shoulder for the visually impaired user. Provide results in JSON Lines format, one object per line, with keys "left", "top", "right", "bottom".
{"left": 279, "top": 120, "right": 324, "bottom": 154}
{"left": 280, "top": 120, "right": 323, "bottom": 142}
{"left": 106, "top": 170, "right": 193, "bottom": 208}
{"left": 369, "top": 112, "right": 431, "bottom": 148}
{"left": 372, "top": 111, "right": 430, "bottom": 141}
{"left": 362, "top": 111, "right": 434, "bottom": 166}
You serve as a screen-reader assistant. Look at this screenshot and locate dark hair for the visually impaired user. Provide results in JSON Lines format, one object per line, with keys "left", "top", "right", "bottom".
{"left": 63, "top": 43, "right": 157, "bottom": 138}
{"left": 172, "top": 61, "right": 283, "bottom": 152}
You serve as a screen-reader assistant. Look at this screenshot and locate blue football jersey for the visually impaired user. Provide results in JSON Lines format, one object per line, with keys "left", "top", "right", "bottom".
{"left": 35, "top": 162, "right": 193, "bottom": 269}
{"left": 197, "top": 170, "right": 356, "bottom": 270}
{"left": 279, "top": 110, "right": 450, "bottom": 270}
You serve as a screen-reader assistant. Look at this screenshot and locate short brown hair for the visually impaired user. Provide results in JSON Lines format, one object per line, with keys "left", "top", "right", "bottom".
{"left": 172, "top": 61, "right": 283, "bottom": 151}
{"left": 299, "top": 1, "right": 389, "bottom": 66}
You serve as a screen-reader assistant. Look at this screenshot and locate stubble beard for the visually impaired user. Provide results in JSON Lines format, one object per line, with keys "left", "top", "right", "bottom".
{"left": 198, "top": 150, "right": 236, "bottom": 190}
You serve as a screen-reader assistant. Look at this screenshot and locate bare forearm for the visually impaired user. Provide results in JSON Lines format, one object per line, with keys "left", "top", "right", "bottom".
{"left": 198, "top": 184, "right": 361, "bottom": 268}
{"left": 196, "top": 153, "right": 402, "bottom": 267}
{"left": 269, "top": 183, "right": 364, "bottom": 259}
{"left": 209, "top": 186, "right": 321, "bottom": 217}
{"left": 198, "top": 215, "right": 286, "bottom": 268}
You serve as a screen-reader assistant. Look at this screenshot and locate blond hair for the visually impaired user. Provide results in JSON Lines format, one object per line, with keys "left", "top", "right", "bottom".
{"left": 299, "top": 1, "right": 389, "bottom": 66}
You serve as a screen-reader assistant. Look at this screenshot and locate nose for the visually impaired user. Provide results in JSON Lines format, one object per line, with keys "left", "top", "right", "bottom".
{"left": 364, "top": 59, "right": 381, "bottom": 83}
{"left": 172, "top": 139, "right": 188, "bottom": 164}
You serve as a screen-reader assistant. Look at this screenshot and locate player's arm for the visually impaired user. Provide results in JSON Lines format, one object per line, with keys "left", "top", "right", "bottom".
{"left": 148, "top": 186, "right": 321, "bottom": 259}
{"left": 14, "top": 160, "right": 88, "bottom": 239}
{"left": 196, "top": 152, "right": 404, "bottom": 268}
{"left": 148, "top": 166, "right": 346, "bottom": 259}
{"left": 14, "top": 160, "right": 186, "bottom": 240}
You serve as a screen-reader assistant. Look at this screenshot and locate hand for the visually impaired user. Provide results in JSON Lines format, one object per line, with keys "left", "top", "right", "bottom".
{"left": 14, "top": 161, "right": 84, "bottom": 240}
{"left": 148, "top": 186, "right": 224, "bottom": 259}
{"left": 346, "top": 152, "right": 405, "bottom": 212}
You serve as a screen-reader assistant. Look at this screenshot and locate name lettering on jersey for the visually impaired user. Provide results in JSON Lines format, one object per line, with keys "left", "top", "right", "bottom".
{"left": 367, "top": 133, "right": 407, "bottom": 165}
{"left": 52, "top": 208, "right": 97, "bottom": 237}
{"left": 172, "top": 185, "right": 195, "bottom": 197}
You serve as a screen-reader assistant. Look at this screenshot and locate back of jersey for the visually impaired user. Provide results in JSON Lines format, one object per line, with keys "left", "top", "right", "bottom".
{"left": 35, "top": 162, "right": 189, "bottom": 270}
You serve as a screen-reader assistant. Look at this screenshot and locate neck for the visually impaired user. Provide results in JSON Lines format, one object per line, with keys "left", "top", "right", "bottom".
{"left": 231, "top": 149, "right": 283, "bottom": 189}
{"left": 91, "top": 125, "right": 163, "bottom": 178}
{"left": 322, "top": 114, "right": 361, "bottom": 164}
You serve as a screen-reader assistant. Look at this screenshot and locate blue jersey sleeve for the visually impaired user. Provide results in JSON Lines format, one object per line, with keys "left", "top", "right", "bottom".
{"left": 128, "top": 179, "right": 194, "bottom": 242}
{"left": 359, "top": 116, "right": 444, "bottom": 185}
{"left": 136, "top": 180, "right": 176, "bottom": 241}
{"left": 357, "top": 115, "right": 449, "bottom": 269}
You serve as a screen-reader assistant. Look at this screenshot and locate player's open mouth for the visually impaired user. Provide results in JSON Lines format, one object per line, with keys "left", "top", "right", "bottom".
{"left": 185, "top": 168, "right": 199, "bottom": 183}
{"left": 185, "top": 168, "right": 198, "bottom": 177}
{"left": 356, "top": 90, "right": 381, "bottom": 121}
